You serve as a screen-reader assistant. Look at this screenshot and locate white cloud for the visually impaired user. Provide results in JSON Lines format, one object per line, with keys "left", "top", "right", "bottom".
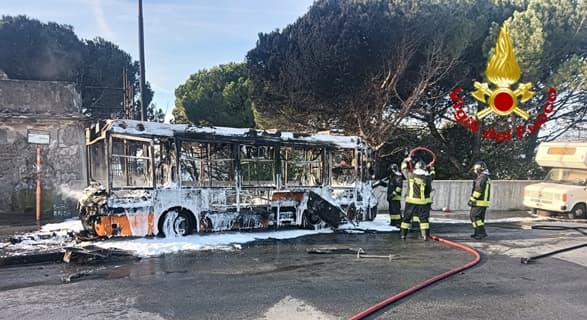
{"left": 89, "top": 0, "right": 115, "bottom": 40}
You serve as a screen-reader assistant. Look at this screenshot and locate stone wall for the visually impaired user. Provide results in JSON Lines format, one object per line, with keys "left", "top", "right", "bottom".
{"left": 0, "top": 79, "right": 81, "bottom": 115}
{"left": 0, "top": 79, "right": 88, "bottom": 216}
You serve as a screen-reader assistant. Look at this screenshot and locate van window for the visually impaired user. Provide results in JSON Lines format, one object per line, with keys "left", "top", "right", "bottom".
{"left": 545, "top": 168, "right": 587, "bottom": 186}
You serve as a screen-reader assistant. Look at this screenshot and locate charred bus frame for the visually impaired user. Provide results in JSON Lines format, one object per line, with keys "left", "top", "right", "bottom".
{"left": 79, "top": 119, "right": 377, "bottom": 237}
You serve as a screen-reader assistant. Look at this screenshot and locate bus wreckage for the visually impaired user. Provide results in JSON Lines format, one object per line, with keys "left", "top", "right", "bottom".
{"left": 78, "top": 120, "right": 378, "bottom": 237}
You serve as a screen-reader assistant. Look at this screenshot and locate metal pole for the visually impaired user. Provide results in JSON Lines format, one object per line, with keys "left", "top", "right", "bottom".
{"left": 138, "top": 0, "right": 146, "bottom": 121}
{"left": 36, "top": 144, "right": 41, "bottom": 223}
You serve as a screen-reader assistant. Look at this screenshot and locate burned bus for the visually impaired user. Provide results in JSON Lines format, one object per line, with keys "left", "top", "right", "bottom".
{"left": 78, "top": 119, "right": 378, "bottom": 237}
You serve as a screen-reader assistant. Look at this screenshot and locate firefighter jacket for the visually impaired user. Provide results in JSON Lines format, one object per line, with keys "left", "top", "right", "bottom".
{"left": 470, "top": 173, "right": 490, "bottom": 207}
{"left": 386, "top": 173, "right": 403, "bottom": 201}
{"left": 401, "top": 160, "right": 434, "bottom": 205}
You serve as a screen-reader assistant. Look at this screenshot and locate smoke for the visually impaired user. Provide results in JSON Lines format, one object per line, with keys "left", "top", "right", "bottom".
{"left": 37, "top": 47, "right": 65, "bottom": 80}
{"left": 57, "top": 184, "right": 84, "bottom": 202}
{"left": 90, "top": 0, "right": 115, "bottom": 40}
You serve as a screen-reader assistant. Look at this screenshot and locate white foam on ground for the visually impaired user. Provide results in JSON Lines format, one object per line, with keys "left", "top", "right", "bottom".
{"left": 3, "top": 213, "right": 548, "bottom": 257}
{"left": 90, "top": 229, "right": 336, "bottom": 257}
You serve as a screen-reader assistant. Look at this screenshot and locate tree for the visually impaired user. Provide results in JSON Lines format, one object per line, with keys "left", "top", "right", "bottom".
{"left": 247, "top": 0, "right": 587, "bottom": 178}
{"left": 247, "top": 0, "right": 498, "bottom": 169}
{"left": 75, "top": 38, "right": 159, "bottom": 120}
{"left": 0, "top": 15, "right": 162, "bottom": 121}
{"left": 504, "top": 0, "right": 587, "bottom": 148}
{"left": 0, "top": 15, "right": 83, "bottom": 81}
{"left": 173, "top": 63, "right": 255, "bottom": 127}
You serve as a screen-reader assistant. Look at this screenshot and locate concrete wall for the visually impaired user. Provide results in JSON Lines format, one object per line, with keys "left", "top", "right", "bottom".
{"left": 0, "top": 79, "right": 81, "bottom": 115}
{"left": 0, "top": 79, "right": 88, "bottom": 215}
{"left": 374, "top": 180, "right": 541, "bottom": 212}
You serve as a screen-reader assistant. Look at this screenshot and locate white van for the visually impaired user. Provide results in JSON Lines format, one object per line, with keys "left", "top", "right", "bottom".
{"left": 523, "top": 142, "right": 587, "bottom": 219}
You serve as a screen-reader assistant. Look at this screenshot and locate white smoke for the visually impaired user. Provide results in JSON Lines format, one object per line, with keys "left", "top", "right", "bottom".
{"left": 90, "top": 0, "right": 115, "bottom": 40}
{"left": 57, "top": 184, "right": 84, "bottom": 202}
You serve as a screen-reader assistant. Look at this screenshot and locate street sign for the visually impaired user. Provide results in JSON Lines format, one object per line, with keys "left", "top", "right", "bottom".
{"left": 27, "top": 131, "right": 50, "bottom": 145}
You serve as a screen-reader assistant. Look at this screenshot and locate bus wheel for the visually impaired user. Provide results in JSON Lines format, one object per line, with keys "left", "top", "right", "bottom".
{"left": 568, "top": 204, "right": 586, "bottom": 219}
{"left": 161, "top": 210, "right": 195, "bottom": 237}
{"left": 366, "top": 206, "right": 377, "bottom": 221}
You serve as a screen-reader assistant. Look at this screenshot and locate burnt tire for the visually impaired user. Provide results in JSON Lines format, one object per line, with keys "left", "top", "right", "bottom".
{"left": 79, "top": 208, "right": 97, "bottom": 233}
{"left": 366, "top": 206, "right": 377, "bottom": 221}
{"left": 160, "top": 210, "right": 195, "bottom": 237}
{"left": 568, "top": 204, "right": 586, "bottom": 219}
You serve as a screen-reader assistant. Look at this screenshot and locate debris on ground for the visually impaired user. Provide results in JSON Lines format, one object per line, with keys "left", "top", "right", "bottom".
{"left": 62, "top": 246, "right": 138, "bottom": 264}
{"left": 307, "top": 247, "right": 399, "bottom": 261}
{"left": 306, "top": 247, "right": 364, "bottom": 254}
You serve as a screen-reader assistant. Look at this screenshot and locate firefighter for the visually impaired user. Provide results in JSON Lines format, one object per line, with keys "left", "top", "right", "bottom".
{"left": 468, "top": 160, "right": 491, "bottom": 240}
{"left": 383, "top": 163, "right": 403, "bottom": 227}
{"left": 400, "top": 157, "right": 434, "bottom": 240}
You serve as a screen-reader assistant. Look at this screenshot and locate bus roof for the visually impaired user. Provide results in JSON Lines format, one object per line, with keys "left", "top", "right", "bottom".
{"left": 102, "top": 119, "right": 370, "bottom": 149}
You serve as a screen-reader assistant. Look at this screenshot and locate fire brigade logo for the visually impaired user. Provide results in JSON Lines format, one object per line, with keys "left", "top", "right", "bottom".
{"left": 449, "top": 24, "right": 557, "bottom": 142}
{"left": 472, "top": 25, "right": 534, "bottom": 120}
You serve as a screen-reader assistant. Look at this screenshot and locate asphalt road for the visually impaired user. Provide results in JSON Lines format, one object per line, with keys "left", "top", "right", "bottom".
{"left": 0, "top": 213, "right": 586, "bottom": 320}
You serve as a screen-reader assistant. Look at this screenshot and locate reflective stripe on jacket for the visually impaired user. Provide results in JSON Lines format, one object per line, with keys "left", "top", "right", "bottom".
{"left": 406, "top": 176, "right": 429, "bottom": 205}
{"left": 470, "top": 174, "right": 490, "bottom": 207}
{"left": 401, "top": 160, "right": 434, "bottom": 205}
{"left": 387, "top": 174, "right": 403, "bottom": 201}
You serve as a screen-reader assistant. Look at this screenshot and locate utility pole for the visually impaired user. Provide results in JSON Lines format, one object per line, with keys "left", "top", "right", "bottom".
{"left": 138, "top": 0, "right": 146, "bottom": 121}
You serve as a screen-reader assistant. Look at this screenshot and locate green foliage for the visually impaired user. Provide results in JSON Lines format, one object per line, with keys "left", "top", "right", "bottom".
{"left": 247, "top": 0, "right": 395, "bottom": 131}
{"left": 0, "top": 15, "right": 162, "bottom": 121}
{"left": 246, "top": 0, "right": 586, "bottom": 179}
{"left": 173, "top": 62, "right": 255, "bottom": 128}
{"left": 0, "top": 15, "right": 83, "bottom": 81}
{"left": 82, "top": 38, "right": 154, "bottom": 120}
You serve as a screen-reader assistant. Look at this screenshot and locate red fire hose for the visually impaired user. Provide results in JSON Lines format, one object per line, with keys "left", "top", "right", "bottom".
{"left": 408, "top": 146, "right": 437, "bottom": 168}
{"left": 349, "top": 235, "right": 481, "bottom": 320}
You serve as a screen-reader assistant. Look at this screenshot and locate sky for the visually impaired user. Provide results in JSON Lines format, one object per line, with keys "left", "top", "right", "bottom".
{"left": 2, "top": 0, "right": 315, "bottom": 121}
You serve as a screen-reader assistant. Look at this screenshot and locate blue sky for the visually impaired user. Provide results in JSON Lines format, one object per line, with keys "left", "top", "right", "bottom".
{"left": 3, "top": 0, "right": 315, "bottom": 120}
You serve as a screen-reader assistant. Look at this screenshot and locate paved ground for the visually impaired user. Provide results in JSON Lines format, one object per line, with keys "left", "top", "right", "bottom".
{"left": 0, "top": 211, "right": 586, "bottom": 320}
{"left": 0, "top": 212, "right": 73, "bottom": 242}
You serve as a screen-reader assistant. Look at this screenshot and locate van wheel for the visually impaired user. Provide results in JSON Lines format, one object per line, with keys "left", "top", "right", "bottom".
{"left": 160, "top": 210, "right": 195, "bottom": 237}
{"left": 568, "top": 204, "right": 586, "bottom": 219}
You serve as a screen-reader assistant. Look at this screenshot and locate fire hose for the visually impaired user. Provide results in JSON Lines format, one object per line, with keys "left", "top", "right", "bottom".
{"left": 349, "top": 235, "right": 480, "bottom": 320}
{"left": 408, "top": 146, "right": 437, "bottom": 168}
{"left": 520, "top": 225, "right": 587, "bottom": 264}
{"left": 484, "top": 223, "right": 587, "bottom": 264}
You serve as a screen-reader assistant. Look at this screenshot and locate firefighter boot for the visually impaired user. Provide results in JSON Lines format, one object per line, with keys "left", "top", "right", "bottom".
{"left": 421, "top": 228, "right": 430, "bottom": 241}
{"left": 470, "top": 228, "right": 478, "bottom": 238}
{"left": 473, "top": 226, "right": 487, "bottom": 240}
{"left": 400, "top": 228, "right": 408, "bottom": 240}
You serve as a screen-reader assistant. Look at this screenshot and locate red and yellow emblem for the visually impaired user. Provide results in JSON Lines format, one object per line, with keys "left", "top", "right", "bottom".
{"left": 472, "top": 25, "right": 534, "bottom": 120}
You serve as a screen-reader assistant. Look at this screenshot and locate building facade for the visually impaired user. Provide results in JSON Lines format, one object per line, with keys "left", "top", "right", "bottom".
{"left": 0, "top": 79, "right": 88, "bottom": 216}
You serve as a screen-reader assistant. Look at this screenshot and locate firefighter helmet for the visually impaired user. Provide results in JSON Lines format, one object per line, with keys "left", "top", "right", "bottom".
{"left": 472, "top": 161, "right": 487, "bottom": 174}
{"left": 414, "top": 159, "right": 426, "bottom": 170}
{"left": 390, "top": 163, "right": 400, "bottom": 174}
